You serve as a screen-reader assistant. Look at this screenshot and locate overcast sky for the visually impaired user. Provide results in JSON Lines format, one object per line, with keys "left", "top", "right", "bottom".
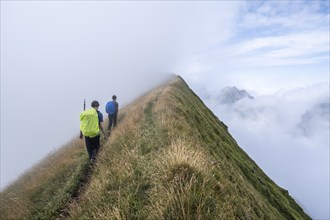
{"left": 1, "top": 1, "right": 329, "bottom": 219}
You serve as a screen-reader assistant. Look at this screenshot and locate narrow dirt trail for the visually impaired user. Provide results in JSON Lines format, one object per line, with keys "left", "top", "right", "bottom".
{"left": 57, "top": 137, "right": 108, "bottom": 219}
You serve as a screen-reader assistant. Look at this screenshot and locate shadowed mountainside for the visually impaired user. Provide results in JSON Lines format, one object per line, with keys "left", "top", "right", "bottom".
{"left": 0, "top": 76, "right": 310, "bottom": 219}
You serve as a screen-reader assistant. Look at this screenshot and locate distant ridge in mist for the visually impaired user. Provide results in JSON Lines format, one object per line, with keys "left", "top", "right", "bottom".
{"left": 218, "top": 86, "right": 254, "bottom": 104}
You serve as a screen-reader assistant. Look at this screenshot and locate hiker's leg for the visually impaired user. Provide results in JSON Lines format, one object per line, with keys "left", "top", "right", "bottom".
{"left": 85, "top": 136, "right": 93, "bottom": 160}
{"left": 108, "top": 114, "right": 113, "bottom": 130}
{"left": 108, "top": 114, "right": 111, "bottom": 130}
{"left": 113, "top": 114, "right": 117, "bottom": 127}
{"left": 91, "top": 135, "right": 100, "bottom": 159}
{"left": 94, "top": 135, "right": 100, "bottom": 154}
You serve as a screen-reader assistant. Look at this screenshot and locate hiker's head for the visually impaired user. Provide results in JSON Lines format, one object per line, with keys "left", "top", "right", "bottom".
{"left": 112, "top": 95, "right": 117, "bottom": 101}
{"left": 91, "top": 100, "right": 100, "bottom": 109}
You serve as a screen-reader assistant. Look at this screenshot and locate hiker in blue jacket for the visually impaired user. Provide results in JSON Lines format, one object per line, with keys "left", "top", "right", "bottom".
{"left": 106, "top": 95, "right": 119, "bottom": 134}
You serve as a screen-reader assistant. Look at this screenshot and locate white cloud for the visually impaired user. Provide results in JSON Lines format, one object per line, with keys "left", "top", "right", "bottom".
{"left": 178, "top": 0, "right": 329, "bottom": 86}
{"left": 239, "top": 1, "right": 329, "bottom": 31}
{"left": 230, "top": 31, "right": 328, "bottom": 57}
{"left": 197, "top": 83, "right": 329, "bottom": 219}
{"left": 234, "top": 1, "right": 329, "bottom": 67}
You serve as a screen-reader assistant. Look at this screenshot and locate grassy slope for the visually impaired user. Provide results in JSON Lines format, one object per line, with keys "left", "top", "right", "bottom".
{"left": 0, "top": 139, "right": 90, "bottom": 219}
{"left": 0, "top": 76, "right": 310, "bottom": 220}
{"left": 67, "top": 76, "right": 310, "bottom": 219}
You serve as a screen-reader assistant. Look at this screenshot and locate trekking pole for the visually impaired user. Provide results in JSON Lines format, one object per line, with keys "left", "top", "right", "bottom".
{"left": 80, "top": 99, "right": 86, "bottom": 140}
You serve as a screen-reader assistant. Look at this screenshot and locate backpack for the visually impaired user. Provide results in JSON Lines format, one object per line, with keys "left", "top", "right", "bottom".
{"left": 80, "top": 108, "right": 99, "bottom": 138}
{"left": 106, "top": 101, "right": 116, "bottom": 114}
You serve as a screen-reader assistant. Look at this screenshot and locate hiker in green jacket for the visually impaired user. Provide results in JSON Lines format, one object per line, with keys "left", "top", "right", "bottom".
{"left": 80, "top": 100, "right": 106, "bottom": 162}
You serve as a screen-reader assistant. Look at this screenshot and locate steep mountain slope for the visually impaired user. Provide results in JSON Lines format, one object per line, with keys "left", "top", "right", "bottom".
{"left": 1, "top": 76, "right": 310, "bottom": 219}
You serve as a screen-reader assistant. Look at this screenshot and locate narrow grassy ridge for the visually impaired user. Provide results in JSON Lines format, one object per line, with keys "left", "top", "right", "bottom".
{"left": 0, "top": 76, "right": 310, "bottom": 219}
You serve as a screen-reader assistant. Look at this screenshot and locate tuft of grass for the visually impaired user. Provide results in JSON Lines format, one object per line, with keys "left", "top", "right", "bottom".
{"left": 147, "top": 139, "right": 219, "bottom": 220}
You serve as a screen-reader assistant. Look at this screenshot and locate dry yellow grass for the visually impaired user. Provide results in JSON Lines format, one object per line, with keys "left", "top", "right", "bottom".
{"left": 147, "top": 139, "right": 218, "bottom": 219}
{"left": 0, "top": 138, "right": 87, "bottom": 219}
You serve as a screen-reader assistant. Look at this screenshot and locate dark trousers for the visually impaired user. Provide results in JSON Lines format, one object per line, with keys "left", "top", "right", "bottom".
{"left": 108, "top": 114, "right": 117, "bottom": 130}
{"left": 85, "top": 135, "right": 100, "bottom": 160}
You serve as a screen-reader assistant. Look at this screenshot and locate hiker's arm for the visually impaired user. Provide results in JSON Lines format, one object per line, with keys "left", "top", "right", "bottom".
{"left": 99, "top": 123, "right": 106, "bottom": 137}
{"left": 79, "top": 131, "right": 83, "bottom": 139}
